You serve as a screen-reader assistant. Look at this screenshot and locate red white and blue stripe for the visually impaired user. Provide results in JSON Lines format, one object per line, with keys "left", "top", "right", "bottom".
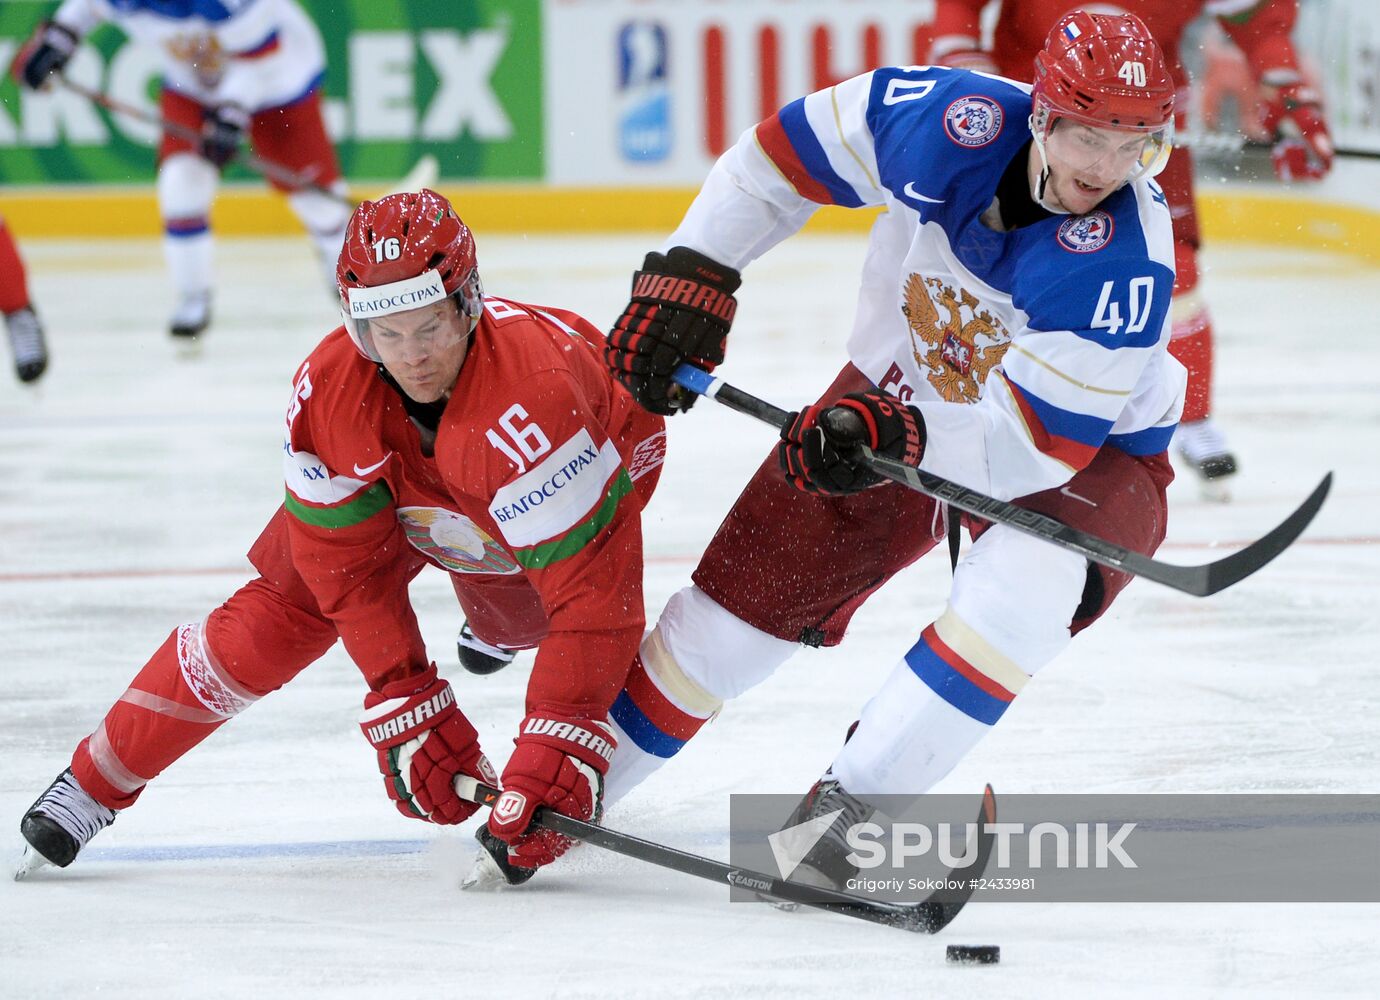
{"left": 904, "top": 624, "right": 1018, "bottom": 725}
{"left": 755, "top": 99, "right": 865, "bottom": 208}
{"left": 609, "top": 654, "right": 713, "bottom": 759}
{"left": 1003, "top": 372, "right": 1111, "bottom": 472}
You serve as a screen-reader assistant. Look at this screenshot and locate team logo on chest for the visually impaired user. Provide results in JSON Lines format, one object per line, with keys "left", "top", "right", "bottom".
{"left": 396, "top": 507, "right": 520, "bottom": 575}
{"left": 944, "top": 96, "right": 1004, "bottom": 147}
{"left": 166, "top": 34, "right": 228, "bottom": 89}
{"left": 1057, "top": 211, "right": 1115, "bottom": 253}
{"left": 902, "top": 274, "right": 1012, "bottom": 403}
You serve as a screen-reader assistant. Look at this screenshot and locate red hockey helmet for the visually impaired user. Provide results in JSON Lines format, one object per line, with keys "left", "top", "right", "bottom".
{"left": 1031, "top": 11, "right": 1175, "bottom": 183}
{"left": 336, "top": 189, "right": 484, "bottom": 361}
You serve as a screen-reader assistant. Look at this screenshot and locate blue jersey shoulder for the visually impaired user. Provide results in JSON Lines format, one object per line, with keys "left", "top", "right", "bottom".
{"left": 865, "top": 66, "right": 1032, "bottom": 212}
{"left": 1014, "top": 184, "right": 1175, "bottom": 350}
{"left": 109, "top": 0, "right": 252, "bottom": 22}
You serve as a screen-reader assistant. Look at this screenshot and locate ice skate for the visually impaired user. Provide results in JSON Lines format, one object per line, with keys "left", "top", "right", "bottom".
{"left": 456, "top": 622, "right": 517, "bottom": 675}
{"left": 168, "top": 290, "right": 212, "bottom": 342}
{"left": 15, "top": 769, "right": 116, "bottom": 880}
{"left": 5, "top": 306, "right": 48, "bottom": 384}
{"left": 769, "top": 776, "right": 876, "bottom": 905}
{"left": 1175, "top": 417, "right": 1238, "bottom": 502}
{"left": 460, "top": 825, "right": 538, "bottom": 890}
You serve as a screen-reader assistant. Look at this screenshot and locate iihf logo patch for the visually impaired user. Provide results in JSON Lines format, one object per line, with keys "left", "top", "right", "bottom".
{"left": 1057, "top": 211, "right": 1115, "bottom": 253}
{"left": 944, "top": 96, "right": 1003, "bottom": 147}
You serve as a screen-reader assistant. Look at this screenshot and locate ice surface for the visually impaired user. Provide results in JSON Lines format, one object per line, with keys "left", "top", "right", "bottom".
{"left": 1, "top": 233, "right": 1376, "bottom": 997}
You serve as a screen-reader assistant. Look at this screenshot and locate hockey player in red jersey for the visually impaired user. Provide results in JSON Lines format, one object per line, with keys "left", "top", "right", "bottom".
{"left": 0, "top": 214, "right": 48, "bottom": 384}
{"left": 928, "top": 0, "right": 1333, "bottom": 498}
{"left": 16, "top": 190, "right": 667, "bottom": 879}
{"left": 12, "top": 0, "right": 351, "bottom": 341}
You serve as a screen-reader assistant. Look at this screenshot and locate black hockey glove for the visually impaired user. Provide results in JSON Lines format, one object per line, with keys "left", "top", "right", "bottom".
{"left": 13, "top": 21, "right": 78, "bottom": 91}
{"left": 200, "top": 103, "right": 249, "bottom": 168}
{"left": 606, "top": 246, "right": 741, "bottom": 416}
{"left": 778, "top": 389, "right": 926, "bottom": 495}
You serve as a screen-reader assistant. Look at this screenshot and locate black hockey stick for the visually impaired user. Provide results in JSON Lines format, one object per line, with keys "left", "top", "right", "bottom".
{"left": 672, "top": 364, "right": 1331, "bottom": 598}
{"left": 57, "top": 78, "right": 438, "bottom": 207}
{"left": 457, "top": 778, "right": 997, "bottom": 934}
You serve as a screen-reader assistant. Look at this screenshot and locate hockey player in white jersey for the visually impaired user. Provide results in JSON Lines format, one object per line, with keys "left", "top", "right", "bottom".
{"left": 13, "top": 0, "right": 350, "bottom": 339}
{"left": 599, "top": 11, "right": 1185, "bottom": 888}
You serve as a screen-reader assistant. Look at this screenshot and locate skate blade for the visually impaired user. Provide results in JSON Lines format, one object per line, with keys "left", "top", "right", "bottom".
{"left": 460, "top": 845, "right": 510, "bottom": 892}
{"left": 1197, "top": 478, "right": 1233, "bottom": 503}
{"left": 172, "top": 336, "right": 206, "bottom": 362}
{"left": 14, "top": 844, "right": 50, "bottom": 882}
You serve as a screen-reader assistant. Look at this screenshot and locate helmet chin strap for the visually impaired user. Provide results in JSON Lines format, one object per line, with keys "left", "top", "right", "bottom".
{"left": 1028, "top": 115, "right": 1073, "bottom": 215}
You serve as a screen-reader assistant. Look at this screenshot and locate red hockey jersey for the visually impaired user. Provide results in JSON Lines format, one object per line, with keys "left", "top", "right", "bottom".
{"left": 274, "top": 297, "right": 666, "bottom": 715}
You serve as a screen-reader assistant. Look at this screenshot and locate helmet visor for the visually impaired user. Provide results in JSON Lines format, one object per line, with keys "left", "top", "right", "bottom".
{"left": 1035, "top": 105, "right": 1174, "bottom": 184}
{"left": 341, "top": 268, "right": 483, "bottom": 362}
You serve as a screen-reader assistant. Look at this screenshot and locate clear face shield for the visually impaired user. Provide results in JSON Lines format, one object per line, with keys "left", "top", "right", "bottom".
{"left": 341, "top": 267, "right": 484, "bottom": 363}
{"left": 1030, "top": 101, "right": 1173, "bottom": 204}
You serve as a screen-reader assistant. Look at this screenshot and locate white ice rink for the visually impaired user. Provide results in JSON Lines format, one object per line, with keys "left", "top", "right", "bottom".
{"left": 1, "top": 230, "right": 1376, "bottom": 997}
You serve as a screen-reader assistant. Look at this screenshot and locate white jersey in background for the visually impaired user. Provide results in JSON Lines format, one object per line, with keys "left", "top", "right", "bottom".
{"left": 51, "top": 0, "right": 326, "bottom": 112}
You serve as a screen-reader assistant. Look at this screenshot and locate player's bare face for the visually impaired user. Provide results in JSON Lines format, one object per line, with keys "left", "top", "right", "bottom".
{"left": 370, "top": 299, "right": 472, "bottom": 404}
{"left": 1039, "top": 121, "right": 1154, "bottom": 214}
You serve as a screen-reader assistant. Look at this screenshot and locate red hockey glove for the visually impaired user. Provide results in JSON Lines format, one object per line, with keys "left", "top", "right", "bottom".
{"left": 12, "top": 21, "right": 78, "bottom": 91}
{"left": 1260, "top": 78, "right": 1333, "bottom": 182}
{"left": 778, "top": 389, "right": 926, "bottom": 495}
{"left": 360, "top": 664, "right": 495, "bottom": 825}
{"left": 200, "top": 103, "right": 249, "bottom": 168}
{"left": 487, "top": 712, "right": 616, "bottom": 869}
{"left": 606, "top": 246, "right": 741, "bottom": 416}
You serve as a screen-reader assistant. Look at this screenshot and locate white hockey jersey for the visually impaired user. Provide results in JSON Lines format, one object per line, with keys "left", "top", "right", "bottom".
{"left": 53, "top": 0, "right": 326, "bottom": 113}
{"left": 668, "top": 65, "right": 1186, "bottom": 501}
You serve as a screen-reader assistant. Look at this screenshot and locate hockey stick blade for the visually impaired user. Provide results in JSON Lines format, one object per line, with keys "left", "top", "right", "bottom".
{"left": 59, "top": 77, "right": 353, "bottom": 207}
{"left": 455, "top": 777, "right": 995, "bottom": 934}
{"left": 861, "top": 449, "right": 1332, "bottom": 597}
{"left": 671, "top": 364, "right": 1332, "bottom": 597}
{"left": 372, "top": 155, "right": 440, "bottom": 200}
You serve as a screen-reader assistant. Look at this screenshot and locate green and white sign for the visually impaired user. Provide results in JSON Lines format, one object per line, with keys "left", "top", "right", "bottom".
{"left": 0, "top": 0, "right": 542, "bottom": 184}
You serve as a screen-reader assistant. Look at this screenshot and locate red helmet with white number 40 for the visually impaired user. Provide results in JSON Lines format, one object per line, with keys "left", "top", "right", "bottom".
{"left": 336, "top": 189, "right": 484, "bottom": 362}
{"left": 1030, "top": 11, "right": 1175, "bottom": 205}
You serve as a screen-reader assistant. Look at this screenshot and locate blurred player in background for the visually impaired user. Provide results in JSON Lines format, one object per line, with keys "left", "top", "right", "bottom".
{"left": 12, "top": 0, "right": 351, "bottom": 341}
{"left": 927, "top": 0, "right": 1333, "bottom": 499}
{"left": 0, "top": 215, "right": 48, "bottom": 383}
{"left": 17, "top": 190, "right": 667, "bottom": 881}
{"left": 593, "top": 11, "right": 1182, "bottom": 891}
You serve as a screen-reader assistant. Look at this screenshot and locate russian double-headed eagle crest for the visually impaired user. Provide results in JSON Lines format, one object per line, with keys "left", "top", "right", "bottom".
{"left": 901, "top": 273, "right": 1012, "bottom": 403}
{"left": 167, "top": 34, "right": 228, "bottom": 88}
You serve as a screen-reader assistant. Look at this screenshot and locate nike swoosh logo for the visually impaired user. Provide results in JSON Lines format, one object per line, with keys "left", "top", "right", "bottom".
{"left": 353, "top": 453, "right": 393, "bottom": 477}
{"left": 1059, "top": 485, "right": 1098, "bottom": 508}
{"left": 903, "top": 182, "right": 945, "bottom": 204}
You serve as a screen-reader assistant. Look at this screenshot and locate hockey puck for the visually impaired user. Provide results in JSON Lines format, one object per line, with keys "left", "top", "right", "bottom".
{"left": 946, "top": 944, "right": 1000, "bottom": 965}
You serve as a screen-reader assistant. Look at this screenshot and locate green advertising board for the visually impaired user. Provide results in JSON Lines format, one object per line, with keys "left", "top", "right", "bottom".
{"left": 0, "top": 0, "right": 542, "bottom": 185}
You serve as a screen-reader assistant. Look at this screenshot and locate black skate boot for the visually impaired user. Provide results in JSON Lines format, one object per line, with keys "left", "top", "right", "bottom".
{"left": 169, "top": 291, "right": 212, "bottom": 340}
{"left": 1174, "top": 417, "right": 1238, "bottom": 502}
{"left": 456, "top": 622, "right": 517, "bottom": 676}
{"left": 773, "top": 776, "right": 877, "bottom": 896}
{"left": 460, "top": 825, "right": 539, "bottom": 890}
{"left": 5, "top": 305, "right": 48, "bottom": 383}
{"left": 16, "top": 769, "right": 116, "bottom": 879}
